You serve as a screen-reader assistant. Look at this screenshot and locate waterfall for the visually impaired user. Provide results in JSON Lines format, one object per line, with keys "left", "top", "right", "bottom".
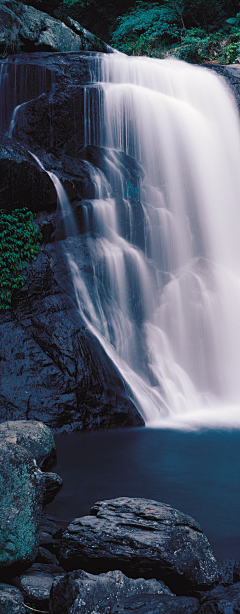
{"left": 70, "top": 55, "right": 240, "bottom": 429}
{"left": 2, "top": 52, "right": 240, "bottom": 429}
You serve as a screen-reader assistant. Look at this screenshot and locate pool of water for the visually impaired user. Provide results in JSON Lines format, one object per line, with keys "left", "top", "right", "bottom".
{"left": 45, "top": 427, "right": 240, "bottom": 560}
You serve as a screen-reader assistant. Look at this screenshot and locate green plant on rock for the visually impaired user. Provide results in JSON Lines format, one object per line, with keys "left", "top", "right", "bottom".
{"left": 0, "top": 208, "right": 42, "bottom": 310}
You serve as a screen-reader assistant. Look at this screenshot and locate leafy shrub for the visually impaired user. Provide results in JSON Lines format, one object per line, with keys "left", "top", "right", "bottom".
{"left": 220, "top": 39, "right": 240, "bottom": 63}
{"left": 111, "top": 2, "right": 180, "bottom": 54}
{"left": 0, "top": 208, "right": 42, "bottom": 310}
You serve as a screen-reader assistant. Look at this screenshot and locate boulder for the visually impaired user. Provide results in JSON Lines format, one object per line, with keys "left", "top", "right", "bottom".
{"left": 12, "top": 563, "right": 65, "bottom": 610}
{"left": 111, "top": 593, "right": 200, "bottom": 614}
{"left": 59, "top": 497, "right": 220, "bottom": 594}
{"left": 42, "top": 472, "right": 63, "bottom": 505}
{"left": 0, "top": 441, "right": 43, "bottom": 579}
{"left": 49, "top": 568, "right": 173, "bottom": 614}
{"left": 0, "top": 583, "right": 26, "bottom": 614}
{"left": 0, "top": 0, "right": 109, "bottom": 55}
{"left": 199, "top": 581, "right": 240, "bottom": 613}
{"left": 0, "top": 420, "right": 57, "bottom": 469}
{"left": 0, "top": 135, "right": 56, "bottom": 212}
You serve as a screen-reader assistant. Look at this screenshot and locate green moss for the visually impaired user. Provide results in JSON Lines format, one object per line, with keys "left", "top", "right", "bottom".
{"left": 0, "top": 442, "right": 43, "bottom": 567}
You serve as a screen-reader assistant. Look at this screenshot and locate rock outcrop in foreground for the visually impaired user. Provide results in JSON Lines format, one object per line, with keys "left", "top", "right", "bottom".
{"left": 59, "top": 497, "right": 220, "bottom": 594}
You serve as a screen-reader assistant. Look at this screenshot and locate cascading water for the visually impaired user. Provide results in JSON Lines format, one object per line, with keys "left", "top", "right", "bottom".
{"left": 68, "top": 55, "right": 240, "bottom": 429}
{"left": 2, "top": 51, "right": 240, "bottom": 429}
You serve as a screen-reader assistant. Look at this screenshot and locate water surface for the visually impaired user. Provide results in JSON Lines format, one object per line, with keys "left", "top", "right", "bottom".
{"left": 45, "top": 427, "right": 240, "bottom": 560}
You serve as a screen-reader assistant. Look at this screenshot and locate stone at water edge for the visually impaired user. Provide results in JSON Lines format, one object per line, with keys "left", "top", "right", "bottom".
{"left": 42, "top": 472, "right": 63, "bottom": 505}
{"left": 35, "top": 546, "right": 60, "bottom": 566}
{"left": 0, "top": 583, "right": 26, "bottom": 614}
{"left": 0, "top": 441, "right": 43, "bottom": 580}
{"left": 199, "top": 581, "right": 240, "bottom": 613}
{"left": 12, "top": 563, "right": 65, "bottom": 610}
{"left": 59, "top": 497, "right": 220, "bottom": 594}
{"left": 111, "top": 593, "right": 200, "bottom": 614}
{"left": 0, "top": 419, "right": 57, "bottom": 470}
{"left": 49, "top": 568, "right": 173, "bottom": 614}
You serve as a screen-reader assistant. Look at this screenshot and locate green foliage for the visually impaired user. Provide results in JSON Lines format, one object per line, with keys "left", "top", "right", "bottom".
{"left": 111, "top": 2, "right": 180, "bottom": 54}
{"left": 172, "top": 29, "right": 211, "bottom": 63}
{"left": 0, "top": 208, "right": 42, "bottom": 310}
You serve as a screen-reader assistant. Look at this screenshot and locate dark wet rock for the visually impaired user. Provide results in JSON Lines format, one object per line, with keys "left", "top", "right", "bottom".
{"left": 12, "top": 563, "right": 65, "bottom": 609}
{"left": 0, "top": 135, "right": 56, "bottom": 212}
{"left": 0, "top": 441, "right": 43, "bottom": 580}
{"left": 35, "top": 547, "right": 60, "bottom": 566}
{"left": 38, "top": 516, "right": 65, "bottom": 558}
{"left": 34, "top": 210, "right": 57, "bottom": 244}
{"left": 40, "top": 515, "right": 65, "bottom": 539}
{"left": 59, "top": 497, "right": 220, "bottom": 595}
{"left": 0, "top": 241, "right": 143, "bottom": 433}
{"left": 49, "top": 568, "right": 173, "bottom": 614}
{"left": 39, "top": 531, "right": 60, "bottom": 555}
{"left": 199, "top": 581, "right": 240, "bottom": 613}
{"left": 42, "top": 472, "right": 63, "bottom": 505}
{"left": 13, "top": 85, "right": 86, "bottom": 158}
{"left": 111, "top": 593, "right": 200, "bottom": 614}
{"left": 0, "top": 583, "right": 26, "bottom": 614}
{"left": 0, "top": 0, "right": 109, "bottom": 54}
{"left": 0, "top": 52, "right": 97, "bottom": 135}
{"left": 0, "top": 420, "right": 56, "bottom": 469}
{"left": 218, "top": 560, "right": 240, "bottom": 586}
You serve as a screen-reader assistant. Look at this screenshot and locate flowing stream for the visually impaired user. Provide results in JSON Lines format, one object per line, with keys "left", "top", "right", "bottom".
{"left": 2, "top": 53, "right": 240, "bottom": 429}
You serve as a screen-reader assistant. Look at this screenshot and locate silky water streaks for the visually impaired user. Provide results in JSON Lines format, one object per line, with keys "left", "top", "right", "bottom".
{"left": 64, "top": 55, "right": 240, "bottom": 429}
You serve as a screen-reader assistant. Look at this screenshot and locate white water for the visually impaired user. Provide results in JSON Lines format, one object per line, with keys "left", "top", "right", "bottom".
{"left": 67, "top": 56, "right": 240, "bottom": 429}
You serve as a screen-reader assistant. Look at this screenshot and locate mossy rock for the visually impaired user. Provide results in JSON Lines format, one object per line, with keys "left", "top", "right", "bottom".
{"left": 0, "top": 420, "right": 57, "bottom": 469}
{"left": 0, "top": 441, "right": 43, "bottom": 579}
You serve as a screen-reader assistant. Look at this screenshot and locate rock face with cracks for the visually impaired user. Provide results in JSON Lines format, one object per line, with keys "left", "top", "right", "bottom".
{"left": 59, "top": 497, "right": 220, "bottom": 594}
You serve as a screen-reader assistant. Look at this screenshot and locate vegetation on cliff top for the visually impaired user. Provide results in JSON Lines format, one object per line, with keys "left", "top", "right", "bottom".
{"left": 21, "top": 0, "right": 240, "bottom": 64}
{"left": 110, "top": 1, "right": 240, "bottom": 63}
